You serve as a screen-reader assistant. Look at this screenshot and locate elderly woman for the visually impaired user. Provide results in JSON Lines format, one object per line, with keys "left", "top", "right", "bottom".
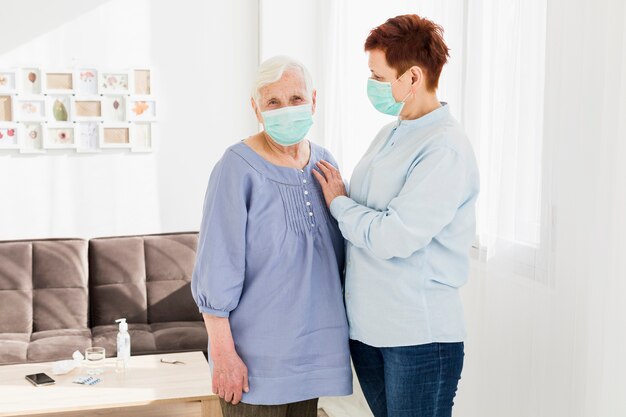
{"left": 313, "top": 15, "right": 480, "bottom": 417}
{"left": 191, "top": 56, "right": 352, "bottom": 417}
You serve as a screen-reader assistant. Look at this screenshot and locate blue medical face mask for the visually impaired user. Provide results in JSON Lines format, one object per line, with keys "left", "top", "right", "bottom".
{"left": 367, "top": 72, "right": 412, "bottom": 116}
{"left": 261, "top": 104, "right": 314, "bottom": 146}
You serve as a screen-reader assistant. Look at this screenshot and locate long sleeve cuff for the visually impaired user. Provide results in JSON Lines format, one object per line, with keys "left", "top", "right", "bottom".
{"left": 329, "top": 195, "right": 355, "bottom": 220}
{"left": 198, "top": 306, "right": 231, "bottom": 318}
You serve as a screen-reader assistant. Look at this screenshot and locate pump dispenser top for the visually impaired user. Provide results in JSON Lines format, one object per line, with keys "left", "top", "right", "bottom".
{"left": 115, "top": 318, "right": 128, "bottom": 332}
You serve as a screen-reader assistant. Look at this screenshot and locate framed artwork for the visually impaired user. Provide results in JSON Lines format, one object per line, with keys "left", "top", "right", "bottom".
{"left": 43, "top": 69, "right": 74, "bottom": 94}
{"left": 19, "top": 122, "right": 45, "bottom": 153}
{"left": 101, "top": 95, "right": 126, "bottom": 121}
{"left": 0, "top": 69, "right": 18, "bottom": 94}
{"left": 75, "top": 68, "right": 98, "bottom": 95}
{"left": 75, "top": 122, "right": 101, "bottom": 153}
{"left": 72, "top": 96, "right": 102, "bottom": 121}
{"left": 46, "top": 95, "right": 72, "bottom": 122}
{"left": 130, "top": 122, "right": 154, "bottom": 152}
{"left": 44, "top": 123, "right": 76, "bottom": 149}
{"left": 0, "top": 95, "right": 14, "bottom": 122}
{"left": 98, "top": 70, "right": 130, "bottom": 94}
{"left": 0, "top": 123, "right": 19, "bottom": 149}
{"left": 100, "top": 123, "right": 131, "bottom": 148}
{"left": 127, "top": 96, "right": 156, "bottom": 121}
{"left": 15, "top": 96, "right": 46, "bottom": 121}
{"left": 19, "top": 68, "right": 42, "bottom": 94}
{"left": 0, "top": 66, "right": 156, "bottom": 154}
{"left": 133, "top": 68, "right": 151, "bottom": 95}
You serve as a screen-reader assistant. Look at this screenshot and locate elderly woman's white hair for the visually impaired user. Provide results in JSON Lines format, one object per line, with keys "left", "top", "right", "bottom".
{"left": 252, "top": 56, "right": 314, "bottom": 103}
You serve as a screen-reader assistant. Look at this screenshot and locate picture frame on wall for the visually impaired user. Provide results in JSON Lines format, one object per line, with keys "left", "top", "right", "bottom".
{"left": 74, "top": 68, "right": 98, "bottom": 95}
{"left": 44, "top": 123, "right": 76, "bottom": 149}
{"left": 42, "top": 69, "right": 74, "bottom": 94}
{"left": 46, "top": 95, "right": 72, "bottom": 122}
{"left": 19, "top": 68, "right": 42, "bottom": 94}
{"left": 127, "top": 96, "right": 156, "bottom": 122}
{"left": 19, "top": 122, "right": 45, "bottom": 153}
{"left": 98, "top": 70, "right": 131, "bottom": 95}
{"left": 130, "top": 122, "right": 154, "bottom": 152}
{"left": 75, "top": 122, "right": 101, "bottom": 153}
{"left": 15, "top": 96, "right": 47, "bottom": 121}
{"left": 0, "top": 95, "right": 15, "bottom": 122}
{"left": 132, "top": 68, "right": 151, "bottom": 95}
{"left": 71, "top": 96, "right": 102, "bottom": 122}
{"left": 101, "top": 95, "right": 126, "bottom": 122}
{"left": 0, "top": 123, "right": 19, "bottom": 149}
{"left": 100, "top": 123, "right": 131, "bottom": 148}
{"left": 0, "top": 69, "right": 18, "bottom": 94}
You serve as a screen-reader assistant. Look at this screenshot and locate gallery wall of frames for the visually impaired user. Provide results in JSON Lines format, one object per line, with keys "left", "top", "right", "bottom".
{"left": 0, "top": 68, "right": 156, "bottom": 153}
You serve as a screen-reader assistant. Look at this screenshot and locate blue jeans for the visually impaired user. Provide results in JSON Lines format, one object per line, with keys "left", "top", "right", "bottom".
{"left": 350, "top": 340, "right": 464, "bottom": 417}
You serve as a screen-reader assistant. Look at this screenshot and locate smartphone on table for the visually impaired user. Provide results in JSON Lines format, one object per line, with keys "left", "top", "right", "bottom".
{"left": 25, "top": 373, "right": 55, "bottom": 386}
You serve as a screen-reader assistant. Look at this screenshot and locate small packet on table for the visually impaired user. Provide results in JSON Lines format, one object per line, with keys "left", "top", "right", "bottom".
{"left": 73, "top": 375, "right": 102, "bottom": 385}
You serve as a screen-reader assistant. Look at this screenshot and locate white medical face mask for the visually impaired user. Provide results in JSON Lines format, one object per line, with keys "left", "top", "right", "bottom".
{"left": 367, "top": 71, "right": 412, "bottom": 116}
{"left": 261, "top": 104, "right": 314, "bottom": 146}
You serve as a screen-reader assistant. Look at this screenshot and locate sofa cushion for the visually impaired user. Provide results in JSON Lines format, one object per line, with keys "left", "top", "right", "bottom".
{"left": 89, "top": 237, "right": 148, "bottom": 326}
{"left": 32, "top": 240, "right": 89, "bottom": 332}
{"left": 91, "top": 322, "right": 207, "bottom": 357}
{"left": 28, "top": 328, "right": 92, "bottom": 363}
{"left": 0, "top": 242, "right": 33, "bottom": 334}
{"left": 92, "top": 323, "right": 156, "bottom": 356}
{"left": 151, "top": 321, "right": 207, "bottom": 352}
{"left": 145, "top": 234, "right": 200, "bottom": 323}
{"left": 0, "top": 333, "right": 30, "bottom": 365}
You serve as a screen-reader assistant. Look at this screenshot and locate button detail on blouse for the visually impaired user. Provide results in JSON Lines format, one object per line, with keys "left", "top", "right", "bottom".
{"left": 304, "top": 190, "right": 309, "bottom": 195}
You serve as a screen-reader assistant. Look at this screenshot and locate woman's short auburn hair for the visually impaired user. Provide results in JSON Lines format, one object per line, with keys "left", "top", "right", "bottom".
{"left": 364, "top": 14, "right": 450, "bottom": 91}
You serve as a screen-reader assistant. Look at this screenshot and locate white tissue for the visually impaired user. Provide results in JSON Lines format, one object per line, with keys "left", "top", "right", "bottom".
{"left": 51, "top": 350, "right": 85, "bottom": 375}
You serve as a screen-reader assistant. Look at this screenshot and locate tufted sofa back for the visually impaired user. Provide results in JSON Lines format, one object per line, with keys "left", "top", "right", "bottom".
{"left": 89, "top": 233, "right": 200, "bottom": 326}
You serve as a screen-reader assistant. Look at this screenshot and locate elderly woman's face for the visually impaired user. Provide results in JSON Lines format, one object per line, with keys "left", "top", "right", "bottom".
{"left": 253, "top": 68, "right": 316, "bottom": 122}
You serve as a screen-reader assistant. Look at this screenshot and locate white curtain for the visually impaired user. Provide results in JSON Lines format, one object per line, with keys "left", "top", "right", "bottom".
{"left": 463, "top": 0, "right": 550, "bottom": 282}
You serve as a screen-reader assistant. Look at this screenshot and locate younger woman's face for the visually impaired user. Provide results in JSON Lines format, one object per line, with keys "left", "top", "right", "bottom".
{"left": 368, "top": 49, "right": 416, "bottom": 103}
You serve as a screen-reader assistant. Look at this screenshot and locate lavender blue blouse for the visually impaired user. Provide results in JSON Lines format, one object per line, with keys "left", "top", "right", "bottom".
{"left": 191, "top": 141, "right": 353, "bottom": 405}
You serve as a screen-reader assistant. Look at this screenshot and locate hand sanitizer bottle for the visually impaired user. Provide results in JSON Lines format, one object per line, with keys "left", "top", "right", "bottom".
{"left": 115, "top": 318, "right": 131, "bottom": 373}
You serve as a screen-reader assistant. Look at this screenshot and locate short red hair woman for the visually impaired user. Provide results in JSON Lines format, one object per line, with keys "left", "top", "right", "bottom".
{"left": 314, "top": 14, "right": 480, "bottom": 417}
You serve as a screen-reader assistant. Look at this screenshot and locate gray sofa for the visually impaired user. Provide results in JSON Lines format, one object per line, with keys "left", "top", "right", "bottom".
{"left": 0, "top": 232, "right": 207, "bottom": 365}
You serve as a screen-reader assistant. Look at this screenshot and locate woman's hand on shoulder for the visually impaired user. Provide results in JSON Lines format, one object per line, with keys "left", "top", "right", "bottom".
{"left": 313, "top": 160, "right": 348, "bottom": 208}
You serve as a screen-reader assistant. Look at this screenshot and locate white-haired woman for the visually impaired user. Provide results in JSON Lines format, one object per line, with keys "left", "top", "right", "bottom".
{"left": 191, "top": 56, "right": 353, "bottom": 417}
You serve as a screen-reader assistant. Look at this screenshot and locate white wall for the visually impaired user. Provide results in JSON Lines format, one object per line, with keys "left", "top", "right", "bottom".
{"left": 0, "top": 0, "right": 259, "bottom": 240}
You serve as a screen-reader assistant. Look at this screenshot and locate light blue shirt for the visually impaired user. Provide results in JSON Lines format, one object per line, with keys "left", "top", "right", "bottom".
{"left": 192, "top": 141, "right": 352, "bottom": 405}
{"left": 329, "top": 103, "right": 479, "bottom": 347}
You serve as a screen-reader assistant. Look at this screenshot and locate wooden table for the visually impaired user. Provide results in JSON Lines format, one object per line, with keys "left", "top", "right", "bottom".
{"left": 0, "top": 351, "right": 221, "bottom": 417}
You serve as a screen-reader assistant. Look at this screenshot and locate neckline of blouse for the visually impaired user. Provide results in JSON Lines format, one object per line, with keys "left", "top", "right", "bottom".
{"left": 233, "top": 140, "right": 319, "bottom": 186}
{"left": 394, "top": 102, "right": 450, "bottom": 129}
